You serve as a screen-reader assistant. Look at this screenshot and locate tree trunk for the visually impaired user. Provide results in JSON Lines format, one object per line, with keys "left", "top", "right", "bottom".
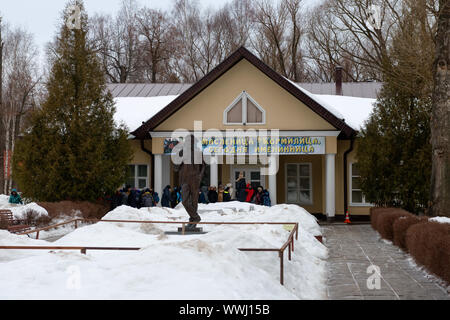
{"left": 430, "top": 0, "right": 450, "bottom": 217}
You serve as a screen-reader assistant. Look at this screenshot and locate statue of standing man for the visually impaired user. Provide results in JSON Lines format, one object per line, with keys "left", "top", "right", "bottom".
{"left": 174, "top": 135, "right": 206, "bottom": 231}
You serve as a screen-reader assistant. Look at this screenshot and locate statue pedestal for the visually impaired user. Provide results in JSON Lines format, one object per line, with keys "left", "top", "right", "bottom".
{"left": 178, "top": 227, "right": 203, "bottom": 233}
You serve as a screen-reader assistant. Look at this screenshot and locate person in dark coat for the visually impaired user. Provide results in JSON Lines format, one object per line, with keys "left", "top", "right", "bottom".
{"left": 198, "top": 190, "right": 207, "bottom": 204}
{"left": 161, "top": 185, "right": 171, "bottom": 207}
{"left": 170, "top": 187, "right": 179, "bottom": 208}
{"left": 207, "top": 186, "right": 218, "bottom": 203}
{"left": 223, "top": 187, "right": 231, "bottom": 202}
{"left": 236, "top": 172, "right": 247, "bottom": 202}
{"left": 150, "top": 189, "right": 159, "bottom": 206}
{"left": 111, "top": 189, "right": 123, "bottom": 210}
{"left": 9, "top": 189, "right": 23, "bottom": 204}
{"left": 140, "top": 188, "right": 154, "bottom": 208}
{"left": 128, "top": 189, "right": 139, "bottom": 208}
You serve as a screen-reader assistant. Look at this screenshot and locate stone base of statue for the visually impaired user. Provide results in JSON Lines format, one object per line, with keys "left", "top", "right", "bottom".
{"left": 177, "top": 226, "right": 203, "bottom": 233}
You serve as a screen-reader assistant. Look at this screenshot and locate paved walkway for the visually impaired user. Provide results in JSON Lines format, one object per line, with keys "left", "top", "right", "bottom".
{"left": 323, "top": 224, "right": 449, "bottom": 300}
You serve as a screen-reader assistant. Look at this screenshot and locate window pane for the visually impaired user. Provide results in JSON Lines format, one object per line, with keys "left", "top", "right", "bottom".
{"left": 287, "top": 164, "right": 297, "bottom": 177}
{"left": 287, "top": 189, "right": 298, "bottom": 202}
{"left": 299, "top": 165, "right": 310, "bottom": 177}
{"left": 227, "top": 100, "right": 243, "bottom": 123}
{"left": 247, "top": 100, "right": 263, "bottom": 123}
{"left": 300, "top": 177, "right": 310, "bottom": 190}
{"left": 352, "top": 164, "right": 360, "bottom": 176}
{"left": 250, "top": 171, "right": 260, "bottom": 180}
{"left": 300, "top": 191, "right": 311, "bottom": 203}
{"left": 138, "top": 165, "right": 147, "bottom": 177}
{"left": 352, "top": 191, "right": 363, "bottom": 203}
{"left": 352, "top": 177, "right": 361, "bottom": 190}
{"left": 287, "top": 177, "right": 297, "bottom": 188}
{"left": 138, "top": 179, "right": 147, "bottom": 189}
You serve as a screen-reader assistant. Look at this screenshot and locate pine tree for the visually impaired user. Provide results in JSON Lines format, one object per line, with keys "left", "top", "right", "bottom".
{"left": 12, "top": 1, "right": 132, "bottom": 202}
{"left": 356, "top": 2, "right": 433, "bottom": 214}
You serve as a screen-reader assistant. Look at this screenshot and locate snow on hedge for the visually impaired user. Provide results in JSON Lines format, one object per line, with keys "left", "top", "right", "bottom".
{"left": 0, "top": 194, "right": 48, "bottom": 220}
{"left": 0, "top": 203, "right": 327, "bottom": 299}
{"left": 429, "top": 216, "right": 450, "bottom": 224}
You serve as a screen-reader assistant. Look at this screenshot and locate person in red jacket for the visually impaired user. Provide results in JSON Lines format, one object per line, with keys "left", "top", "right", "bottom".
{"left": 245, "top": 183, "right": 255, "bottom": 203}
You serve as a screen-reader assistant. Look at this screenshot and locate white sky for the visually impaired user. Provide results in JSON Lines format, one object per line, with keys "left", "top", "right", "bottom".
{"left": 1, "top": 0, "right": 318, "bottom": 54}
{"left": 0, "top": 0, "right": 232, "bottom": 52}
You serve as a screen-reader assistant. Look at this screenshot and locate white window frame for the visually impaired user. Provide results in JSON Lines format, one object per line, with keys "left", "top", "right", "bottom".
{"left": 127, "top": 164, "right": 149, "bottom": 189}
{"left": 223, "top": 91, "right": 266, "bottom": 125}
{"left": 349, "top": 162, "right": 372, "bottom": 206}
{"left": 285, "top": 163, "right": 313, "bottom": 205}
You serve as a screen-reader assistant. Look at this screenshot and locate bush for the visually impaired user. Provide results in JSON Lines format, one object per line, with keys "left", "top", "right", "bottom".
{"left": 406, "top": 221, "right": 450, "bottom": 284}
{"left": 376, "top": 209, "right": 411, "bottom": 241}
{"left": 23, "top": 209, "right": 52, "bottom": 227}
{"left": 37, "top": 201, "right": 109, "bottom": 220}
{"left": 371, "top": 207, "right": 391, "bottom": 231}
{"left": 392, "top": 215, "right": 428, "bottom": 251}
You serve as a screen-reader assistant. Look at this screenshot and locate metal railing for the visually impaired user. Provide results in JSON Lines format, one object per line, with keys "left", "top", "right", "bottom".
{"left": 3, "top": 218, "right": 300, "bottom": 285}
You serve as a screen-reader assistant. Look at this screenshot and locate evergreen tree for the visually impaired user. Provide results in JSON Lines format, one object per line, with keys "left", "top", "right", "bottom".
{"left": 356, "top": 2, "right": 434, "bottom": 214}
{"left": 12, "top": 1, "right": 132, "bottom": 202}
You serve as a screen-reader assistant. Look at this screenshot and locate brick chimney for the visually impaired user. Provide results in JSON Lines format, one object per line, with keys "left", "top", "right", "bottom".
{"left": 335, "top": 66, "right": 343, "bottom": 96}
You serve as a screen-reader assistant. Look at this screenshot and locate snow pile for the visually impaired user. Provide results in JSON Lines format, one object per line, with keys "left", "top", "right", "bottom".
{"left": 0, "top": 194, "right": 48, "bottom": 220}
{"left": 0, "top": 203, "right": 327, "bottom": 300}
{"left": 429, "top": 216, "right": 450, "bottom": 224}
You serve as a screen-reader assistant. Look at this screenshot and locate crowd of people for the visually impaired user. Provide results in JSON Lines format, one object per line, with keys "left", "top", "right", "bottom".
{"left": 110, "top": 187, "right": 160, "bottom": 210}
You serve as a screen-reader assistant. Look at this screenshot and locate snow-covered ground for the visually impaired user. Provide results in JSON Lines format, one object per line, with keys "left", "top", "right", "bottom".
{"left": 0, "top": 194, "right": 48, "bottom": 220}
{"left": 0, "top": 202, "right": 327, "bottom": 300}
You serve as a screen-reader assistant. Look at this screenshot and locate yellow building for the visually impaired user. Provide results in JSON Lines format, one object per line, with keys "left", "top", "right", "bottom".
{"left": 112, "top": 47, "right": 379, "bottom": 221}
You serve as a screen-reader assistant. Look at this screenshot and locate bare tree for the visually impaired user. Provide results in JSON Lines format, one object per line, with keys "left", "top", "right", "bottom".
{"left": 91, "top": 0, "right": 141, "bottom": 83}
{"left": 136, "top": 8, "right": 175, "bottom": 82}
{"left": 430, "top": 0, "right": 450, "bottom": 217}
{"left": 0, "top": 25, "right": 40, "bottom": 193}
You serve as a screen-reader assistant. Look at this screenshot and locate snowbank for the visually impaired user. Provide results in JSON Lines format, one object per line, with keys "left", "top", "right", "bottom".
{"left": 0, "top": 194, "right": 48, "bottom": 220}
{"left": 429, "top": 216, "right": 450, "bottom": 224}
{"left": 0, "top": 203, "right": 327, "bottom": 300}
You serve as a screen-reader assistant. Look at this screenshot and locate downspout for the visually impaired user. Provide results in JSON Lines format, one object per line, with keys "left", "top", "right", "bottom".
{"left": 140, "top": 138, "right": 154, "bottom": 190}
{"left": 343, "top": 136, "right": 355, "bottom": 215}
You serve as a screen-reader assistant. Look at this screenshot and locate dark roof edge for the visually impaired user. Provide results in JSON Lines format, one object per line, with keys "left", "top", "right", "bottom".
{"left": 131, "top": 47, "right": 356, "bottom": 139}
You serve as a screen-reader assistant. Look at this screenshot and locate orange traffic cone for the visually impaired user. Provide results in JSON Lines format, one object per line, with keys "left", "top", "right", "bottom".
{"left": 344, "top": 211, "right": 351, "bottom": 224}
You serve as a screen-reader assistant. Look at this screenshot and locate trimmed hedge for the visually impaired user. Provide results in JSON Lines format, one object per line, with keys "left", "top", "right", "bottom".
{"left": 37, "top": 201, "right": 109, "bottom": 220}
{"left": 375, "top": 209, "right": 411, "bottom": 241}
{"left": 370, "top": 208, "right": 450, "bottom": 286}
{"left": 392, "top": 215, "right": 428, "bottom": 251}
{"left": 406, "top": 221, "right": 450, "bottom": 284}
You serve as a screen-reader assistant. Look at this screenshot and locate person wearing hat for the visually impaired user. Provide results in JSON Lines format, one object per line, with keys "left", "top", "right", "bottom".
{"left": 9, "top": 189, "right": 23, "bottom": 205}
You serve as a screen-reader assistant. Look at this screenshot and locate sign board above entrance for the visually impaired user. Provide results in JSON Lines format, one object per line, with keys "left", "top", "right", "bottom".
{"left": 164, "top": 137, "right": 326, "bottom": 155}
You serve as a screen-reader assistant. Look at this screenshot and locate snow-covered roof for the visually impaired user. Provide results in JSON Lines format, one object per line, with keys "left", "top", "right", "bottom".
{"left": 113, "top": 90, "right": 376, "bottom": 135}
{"left": 114, "top": 96, "right": 178, "bottom": 133}
{"left": 312, "top": 94, "right": 376, "bottom": 130}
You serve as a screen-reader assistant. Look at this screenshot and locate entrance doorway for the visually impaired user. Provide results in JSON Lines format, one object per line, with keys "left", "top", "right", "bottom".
{"left": 232, "top": 167, "right": 265, "bottom": 198}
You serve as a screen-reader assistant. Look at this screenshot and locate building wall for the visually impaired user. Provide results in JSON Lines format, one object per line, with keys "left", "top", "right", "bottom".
{"left": 154, "top": 59, "right": 335, "bottom": 132}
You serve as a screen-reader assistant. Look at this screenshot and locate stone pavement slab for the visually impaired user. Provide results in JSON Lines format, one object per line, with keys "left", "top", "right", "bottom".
{"left": 323, "top": 224, "right": 449, "bottom": 300}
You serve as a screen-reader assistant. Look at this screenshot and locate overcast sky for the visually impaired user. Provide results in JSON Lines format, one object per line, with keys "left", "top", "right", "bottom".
{"left": 0, "top": 0, "right": 232, "bottom": 52}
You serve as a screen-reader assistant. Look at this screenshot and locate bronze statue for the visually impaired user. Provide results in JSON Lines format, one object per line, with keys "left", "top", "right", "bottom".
{"left": 174, "top": 135, "right": 206, "bottom": 231}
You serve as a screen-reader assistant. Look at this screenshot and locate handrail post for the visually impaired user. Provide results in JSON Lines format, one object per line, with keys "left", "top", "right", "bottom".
{"left": 36, "top": 230, "right": 40, "bottom": 240}
{"left": 288, "top": 242, "right": 291, "bottom": 261}
{"left": 74, "top": 220, "right": 78, "bottom": 229}
{"left": 182, "top": 223, "right": 185, "bottom": 235}
{"left": 291, "top": 237, "right": 294, "bottom": 252}
{"left": 279, "top": 250, "right": 284, "bottom": 285}
{"left": 81, "top": 248, "right": 86, "bottom": 255}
